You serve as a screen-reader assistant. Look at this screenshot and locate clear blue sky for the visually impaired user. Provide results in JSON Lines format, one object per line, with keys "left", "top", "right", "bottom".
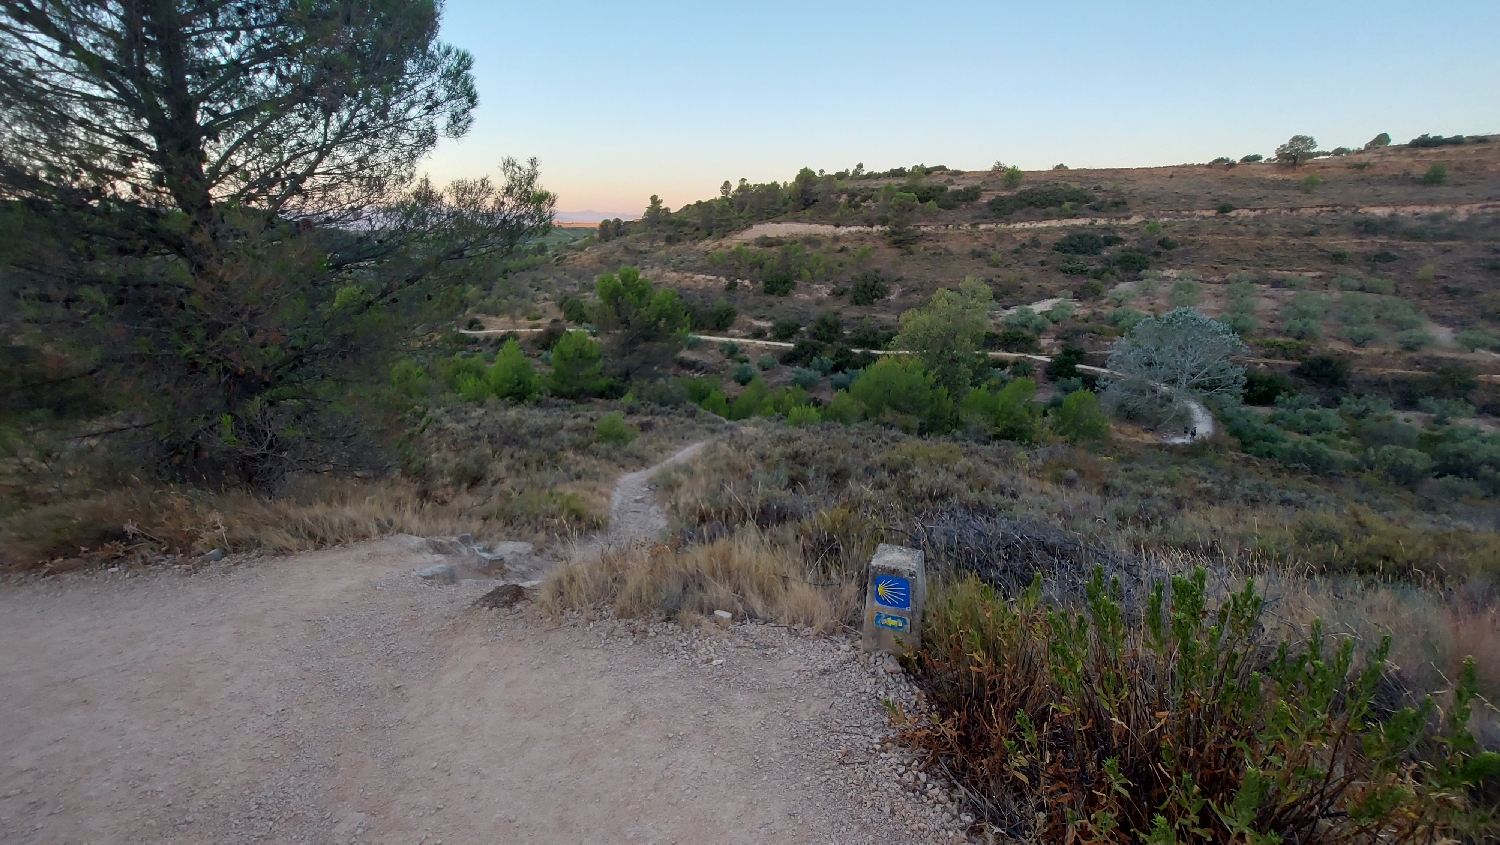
{"left": 421, "top": 0, "right": 1500, "bottom": 217}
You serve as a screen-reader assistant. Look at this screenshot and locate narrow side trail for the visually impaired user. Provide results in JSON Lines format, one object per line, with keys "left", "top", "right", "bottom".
{"left": 606, "top": 440, "right": 706, "bottom": 546}
{"left": 0, "top": 446, "right": 967, "bottom": 844}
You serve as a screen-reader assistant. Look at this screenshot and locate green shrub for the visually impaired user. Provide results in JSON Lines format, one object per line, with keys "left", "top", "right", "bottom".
{"left": 731, "top": 362, "right": 757, "bottom": 385}
{"left": 1423, "top": 162, "right": 1449, "bottom": 185}
{"left": 1399, "top": 328, "right": 1436, "bottom": 351}
{"left": 1105, "top": 307, "right": 1146, "bottom": 333}
{"left": 847, "top": 271, "right": 890, "bottom": 306}
{"left": 1418, "top": 396, "right": 1475, "bottom": 423}
{"left": 485, "top": 339, "right": 541, "bottom": 402}
{"left": 1274, "top": 437, "right": 1353, "bottom": 475}
{"left": 1285, "top": 318, "right": 1322, "bottom": 340}
{"left": 771, "top": 318, "right": 802, "bottom": 341}
{"left": 850, "top": 355, "right": 953, "bottom": 433}
{"left": 1049, "top": 389, "right": 1111, "bottom": 445}
{"left": 808, "top": 311, "right": 843, "bottom": 343}
{"left": 1003, "top": 306, "right": 1050, "bottom": 334}
{"left": 1380, "top": 298, "right": 1425, "bottom": 330}
{"left": 594, "top": 411, "right": 637, "bottom": 446}
{"left": 823, "top": 390, "right": 858, "bottom": 423}
{"left": 1332, "top": 275, "right": 1363, "bottom": 291}
{"left": 986, "top": 183, "right": 1091, "bottom": 217}
{"left": 548, "top": 331, "right": 608, "bottom": 399}
{"left": 1169, "top": 278, "right": 1202, "bottom": 307}
{"left": 1344, "top": 324, "right": 1384, "bottom": 347}
{"left": 906, "top": 568, "right": 1498, "bottom": 842}
{"left": 1376, "top": 445, "right": 1434, "bottom": 487}
{"left": 756, "top": 353, "right": 778, "bottom": 371}
{"left": 1053, "top": 231, "right": 1106, "bottom": 256}
{"left": 1363, "top": 277, "right": 1396, "bottom": 294}
{"left": 1114, "top": 250, "right": 1151, "bottom": 274}
{"left": 1300, "top": 173, "right": 1323, "bottom": 193}
{"left": 790, "top": 368, "right": 820, "bottom": 389}
{"left": 1457, "top": 330, "right": 1499, "bottom": 352}
{"left": 1044, "top": 301, "right": 1075, "bottom": 324}
{"left": 961, "top": 378, "right": 1040, "bottom": 442}
{"left": 1243, "top": 368, "right": 1293, "bottom": 405}
{"left": 1216, "top": 201, "right": 1236, "bottom": 214}
{"left": 1292, "top": 354, "right": 1349, "bottom": 388}
{"left": 786, "top": 404, "right": 821, "bottom": 427}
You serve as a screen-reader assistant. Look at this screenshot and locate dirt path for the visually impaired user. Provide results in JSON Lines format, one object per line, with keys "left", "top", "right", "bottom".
{"left": 0, "top": 455, "right": 970, "bottom": 844}
{"left": 605, "top": 440, "right": 706, "bottom": 546}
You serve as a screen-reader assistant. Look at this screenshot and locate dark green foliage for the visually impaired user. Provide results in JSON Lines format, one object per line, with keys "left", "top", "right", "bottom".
{"left": 848, "top": 271, "right": 891, "bottom": 306}
{"left": 808, "top": 311, "right": 844, "bottom": 344}
{"left": 484, "top": 339, "right": 540, "bottom": 402}
{"left": 1275, "top": 134, "right": 1318, "bottom": 165}
{"left": 1239, "top": 154, "right": 1263, "bottom": 163}
{"left": 687, "top": 298, "right": 737, "bottom": 332}
{"left": 1050, "top": 390, "right": 1111, "bottom": 445}
{"left": 1046, "top": 345, "right": 1087, "bottom": 381}
{"left": 548, "top": 331, "right": 608, "bottom": 399}
{"left": 961, "top": 379, "right": 1040, "bottom": 442}
{"left": 1365, "top": 132, "right": 1392, "bottom": 150}
{"left": 1409, "top": 134, "right": 1468, "bottom": 148}
{"left": 731, "top": 363, "right": 757, "bottom": 386}
{"left": 771, "top": 318, "right": 802, "bottom": 342}
{"left": 779, "top": 339, "right": 824, "bottom": 368}
{"left": 1292, "top": 354, "right": 1349, "bottom": 388}
{"left": 1243, "top": 369, "right": 1293, "bottom": 405}
{"left": 592, "top": 266, "right": 691, "bottom": 383}
{"left": 560, "top": 295, "right": 591, "bottom": 325}
{"left": 849, "top": 356, "right": 953, "bottom": 434}
{"left": 763, "top": 274, "right": 796, "bottom": 296}
{"left": 986, "top": 329, "right": 1041, "bottom": 353}
{"left": 885, "top": 191, "right": 922, "bottom": 248}
{"left": 1424, "top": 163, "right": 1449, "bottom": 186}
{"left": 986, "top": 184, "right": 1093, "bottom": 217}
{"left": 1217, "top": 202, "right": 1237, "bottom": 214}
{"left": 1113, "top": 250, "right": 1151, "bottom": 274}
{"left": 1053, "top": 232, "right": 1106, "bottom": 256}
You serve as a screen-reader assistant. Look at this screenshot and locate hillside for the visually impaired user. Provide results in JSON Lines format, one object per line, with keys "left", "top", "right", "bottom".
{"left": 509, "top": 138, "right": 1500, "bottom": 393}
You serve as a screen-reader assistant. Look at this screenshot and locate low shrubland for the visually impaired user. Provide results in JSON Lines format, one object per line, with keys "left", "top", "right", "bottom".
{"left": 905, "top": 568, "right": 1500, "bottom": 842}
{"left": 2, "top": 401, "right": 715, "bottom": 570}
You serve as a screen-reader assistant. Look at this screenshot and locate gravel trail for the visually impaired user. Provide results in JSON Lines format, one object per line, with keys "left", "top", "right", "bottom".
{"left": 0, "top": 458, "right": 968, "bottom": 844}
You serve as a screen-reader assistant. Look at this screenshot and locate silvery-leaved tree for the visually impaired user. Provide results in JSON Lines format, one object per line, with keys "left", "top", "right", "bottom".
{"left": 0, "top": 0, "right": 555, "bottom": 489}
{"left": 1101, "top": 308, "right": 1247, "bottom": 425}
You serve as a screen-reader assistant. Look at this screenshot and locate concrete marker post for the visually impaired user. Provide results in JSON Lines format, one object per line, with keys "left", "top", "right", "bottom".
{"left": 861, "top": 544, "right": 926, "bottom": 655}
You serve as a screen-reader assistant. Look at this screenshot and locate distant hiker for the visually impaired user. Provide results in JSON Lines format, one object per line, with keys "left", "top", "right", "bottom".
{"left": 1191, "top": 427, "right": 1198, "bottom": 439}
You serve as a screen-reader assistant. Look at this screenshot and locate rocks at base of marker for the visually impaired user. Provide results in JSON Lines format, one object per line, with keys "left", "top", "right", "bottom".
{"left": 416, "top": 564, "right": 457, "bottom": 584}
{"left": 713, "top": 609, "right": 733, "bottom": 627}
{"left": 203, "top": 548, "right": 225, "bottom": 562}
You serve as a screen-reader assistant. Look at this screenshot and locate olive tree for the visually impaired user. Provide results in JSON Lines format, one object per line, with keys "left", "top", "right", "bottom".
{"left": 1275, "top": 135, "right": 1318, "bottom": 167}
{"left": 1101, "top": 308, "right": 1247, "bottom": 424}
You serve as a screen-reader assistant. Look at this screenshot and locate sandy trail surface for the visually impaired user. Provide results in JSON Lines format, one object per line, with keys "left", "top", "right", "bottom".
{"left": 1, "top": 451, "right": 968, "bottom": 844}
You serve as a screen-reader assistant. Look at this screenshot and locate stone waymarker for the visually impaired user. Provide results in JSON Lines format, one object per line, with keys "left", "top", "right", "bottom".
{"left": 861, "top": 544, "right": 926, "bottom": 655}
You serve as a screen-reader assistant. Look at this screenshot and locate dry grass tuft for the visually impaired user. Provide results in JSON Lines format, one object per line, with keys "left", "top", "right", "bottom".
{"left": 540, "top": 527, "right": 861, "bottom": 632}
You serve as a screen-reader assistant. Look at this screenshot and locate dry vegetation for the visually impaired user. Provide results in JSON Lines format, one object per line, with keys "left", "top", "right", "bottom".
{"left": 0, "top": 402, "right": 715, "bottom": 571}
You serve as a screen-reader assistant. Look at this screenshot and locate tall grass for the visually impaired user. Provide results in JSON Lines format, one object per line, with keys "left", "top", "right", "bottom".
{"left": 540, "top": 526, "right": 861, "bottom": 631}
